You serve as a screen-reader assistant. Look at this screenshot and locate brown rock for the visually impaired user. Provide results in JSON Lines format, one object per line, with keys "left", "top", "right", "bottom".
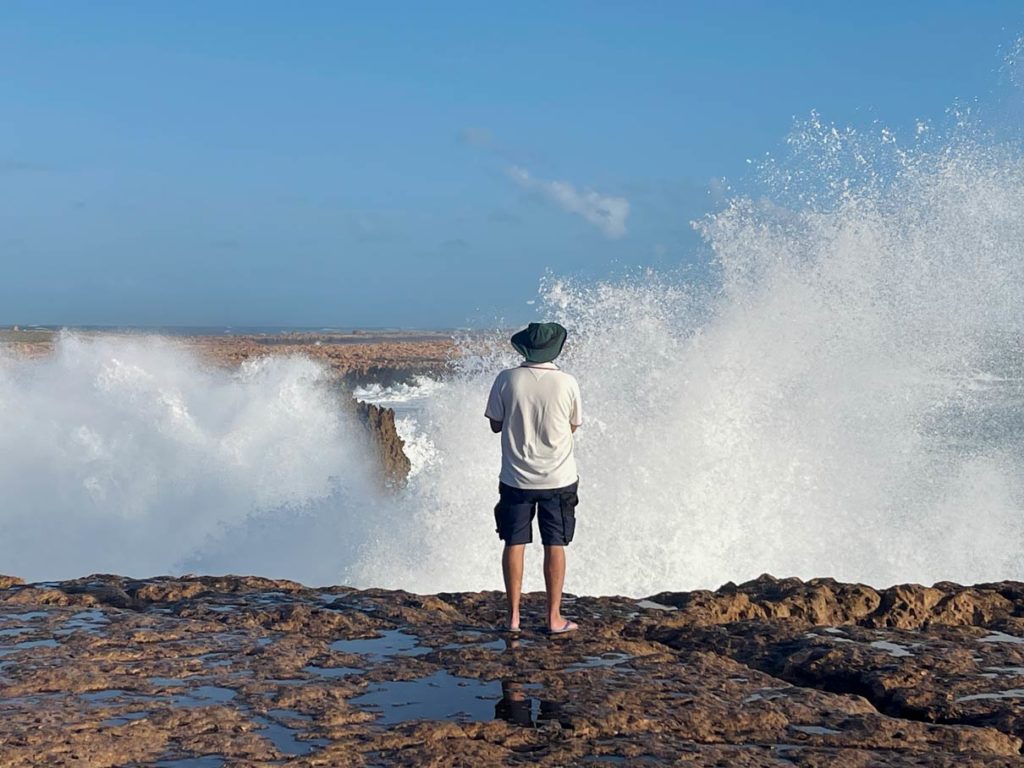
{"left": 353, "top": 400, "right": 412, "bottom": 486}
{"left": 1, "top": 575, "right": 1023, "bottom": 766}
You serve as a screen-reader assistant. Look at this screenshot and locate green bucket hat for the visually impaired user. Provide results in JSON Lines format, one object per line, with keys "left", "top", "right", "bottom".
{"left": 510, "top": 322, "right": 567, "bottom": 364}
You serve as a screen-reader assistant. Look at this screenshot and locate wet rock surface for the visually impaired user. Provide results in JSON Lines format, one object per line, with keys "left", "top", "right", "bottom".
{"left": 0, "top": 574, "right": 1022, "bottom": 767}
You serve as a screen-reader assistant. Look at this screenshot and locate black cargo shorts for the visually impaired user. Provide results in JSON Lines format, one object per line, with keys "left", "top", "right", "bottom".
{"left": 493, "top": 480, "right": 579, "bottom": 546}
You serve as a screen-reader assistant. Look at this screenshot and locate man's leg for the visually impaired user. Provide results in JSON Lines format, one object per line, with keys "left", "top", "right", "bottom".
{"left": 502, "top": 544, "right": 526, "bottom": 630}
{"left": 544, "top": 545, "right": 576, "bottom": 632}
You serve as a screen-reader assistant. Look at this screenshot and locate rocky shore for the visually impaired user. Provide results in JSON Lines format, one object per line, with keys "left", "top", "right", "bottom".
{"left": 0, "top": 329, "right": 456, "bottom": 381}
{"left": 1, "top": 575, "right": 1023, "bottom": 766}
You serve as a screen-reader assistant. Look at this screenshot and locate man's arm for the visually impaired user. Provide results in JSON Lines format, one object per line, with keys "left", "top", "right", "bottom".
{"left": 571, "top": 423, "right": 578, "bottom": 434}
{"left": 490, "top": 418, "right": 502, "bottom": 434}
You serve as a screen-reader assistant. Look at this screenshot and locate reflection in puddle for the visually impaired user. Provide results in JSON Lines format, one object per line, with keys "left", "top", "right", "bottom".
{"left": 351, "top": 671, "right": 501, "bottom": 725}
{"left": 494, "top": 681, "right": 572, "bottom": 729}
{"left": 331, "top": 629, "right": 431, "bottom": 661}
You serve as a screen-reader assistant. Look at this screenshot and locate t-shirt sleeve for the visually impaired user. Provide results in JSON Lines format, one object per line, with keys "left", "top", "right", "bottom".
{"left": 570, "top": 377, "right": 583, "bottom": 426}
{"left": 484, "top": 373, "right": 505, "bottom": 421}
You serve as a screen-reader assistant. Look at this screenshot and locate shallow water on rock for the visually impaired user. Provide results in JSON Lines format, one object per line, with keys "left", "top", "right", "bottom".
{"left": 302, "top": 664, "right": 363, "bottom": 679}
{"left": 100, "top": 711, "right": 150, "bottom": 727}
{"left": 171, "top": 686, "right": 237, "bottom": 707}
{"left": 152, "top": 757, "right": 225, "bottom": 768}
{"left": 955, "top": 689, "right": 1024, "bottom": 703}
{"left": 979, "top": 631, "right": 1024, "bottom": 645}
{"left": 252, "top": 711, "right": 328, "bottom": 756}
{"left": 790, "top": 724, "right": 842, "bottom": 735}
{"left": 635, "top": 599, "right": 677, "bottom": 612}
{"left": 331, "top": 629, "right": 431, "bottom": 661}
{"left": 349, "top": 671, "right": 502, "bottom": 725}
{"left": 567, "top": 652, "right": 633, "bottom": 671}
{"left": 868, "top": 640, "right": 914, "bottom": 657}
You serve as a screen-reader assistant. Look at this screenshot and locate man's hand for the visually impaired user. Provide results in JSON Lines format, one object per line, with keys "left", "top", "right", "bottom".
{"left": 571, "top": 424, "right": 579, "bottom": 434}
{"left": 489, "top": 419, "right": 502, "bottom": 434}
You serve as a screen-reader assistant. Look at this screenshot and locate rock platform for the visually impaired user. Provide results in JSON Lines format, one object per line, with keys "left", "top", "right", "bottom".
{"left": 1, "top": 574, "right": 1023, "bottom": 766}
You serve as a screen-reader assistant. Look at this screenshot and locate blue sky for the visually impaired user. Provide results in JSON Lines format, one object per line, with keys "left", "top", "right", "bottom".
{"left": 2, "top": 1, "right": 1023, "bottom": 328}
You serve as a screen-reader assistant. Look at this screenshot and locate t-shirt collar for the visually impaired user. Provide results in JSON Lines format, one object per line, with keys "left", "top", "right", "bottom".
{"left": 520, "top": 361, "right": 559, "bottom": 370}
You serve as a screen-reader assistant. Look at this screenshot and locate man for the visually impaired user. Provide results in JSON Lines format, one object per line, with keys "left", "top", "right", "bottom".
{"left": 485, "top": 322, "right": 582, "bottom": 635}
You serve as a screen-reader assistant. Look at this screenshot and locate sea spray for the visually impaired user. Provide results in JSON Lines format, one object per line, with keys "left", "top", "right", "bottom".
{"left": 3, "top": 118, "right": 1024, "bottom": 594}
{"left": 355, "top": 119, "right": 1024, "bottom": 594}
{"left": 0, "top": 333, "right": 380, "bottom": 583}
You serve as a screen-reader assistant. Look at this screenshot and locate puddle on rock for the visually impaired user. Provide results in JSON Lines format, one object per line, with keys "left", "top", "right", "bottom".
{"left": 743, "top": 688, "right": 789, "bottom": 704}
{"left": 635, "top": 599, "right": 677, "bottom": 612}
{"left": 83, "top": 690, "right": 153, "bottom": 704}
{"left": 955, "top": 689, "right": 1024, "bottom": 703}
{"left": 252, "top": 711, "right": 328, "bottom": 756}
{"left": 331, "top": 629, "right": 431, "bottom": 661}
{"left": 869, "top": 640, "right": 913, "bottom": 658}
{"left": 153, "top": 757, "right": 225, "bottom": 768}
{"left": 567, "top": 653, "right": 632, "bottom": 671}
{"left": 303, "top": 664, "right": 363, "bottom": 679}
{"left": 172, "top": 686, "right": 237, "bottom": 707}
{"left": 1, "top": 611, "right": 50, "bottom": 621}
{"left": 350, "top": 671, "right": 502, "bottom": 725}
{"left": 441, "top": 633, "right": 509, "bottom": 652}
{"left": 979, "top": 631, "right": 1024, "bottom": 645}
{"left": 149, "top": 676, "right": 189, "bottom": 688}
{"left": 790, "top": 724, "right": 842, "bottom": 736}
{"left": 101, "top": 711, "right": 150, "bottom": 727}
{"left": 7, "top": 638, "right": 59, "bottom": 651}
{"left": 984, "top": 666, "right": 1024, "bottom": 676}
{"left": 63, "top": 609, "right": 110, "bottom": 632}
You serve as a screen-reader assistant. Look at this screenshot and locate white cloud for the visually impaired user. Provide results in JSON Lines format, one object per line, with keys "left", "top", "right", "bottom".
{"left": 507, "top": 165, "right": 630, "bottom": 238}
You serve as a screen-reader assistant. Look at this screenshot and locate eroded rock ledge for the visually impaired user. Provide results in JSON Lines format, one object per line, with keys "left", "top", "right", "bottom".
{"left": 0, "top": 574, "right": 1022, "bottom": 766}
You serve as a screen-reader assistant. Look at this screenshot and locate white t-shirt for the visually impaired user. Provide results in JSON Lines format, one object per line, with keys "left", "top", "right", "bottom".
{"left": 485, "top": 362, "right": 582, "bottom": 490}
